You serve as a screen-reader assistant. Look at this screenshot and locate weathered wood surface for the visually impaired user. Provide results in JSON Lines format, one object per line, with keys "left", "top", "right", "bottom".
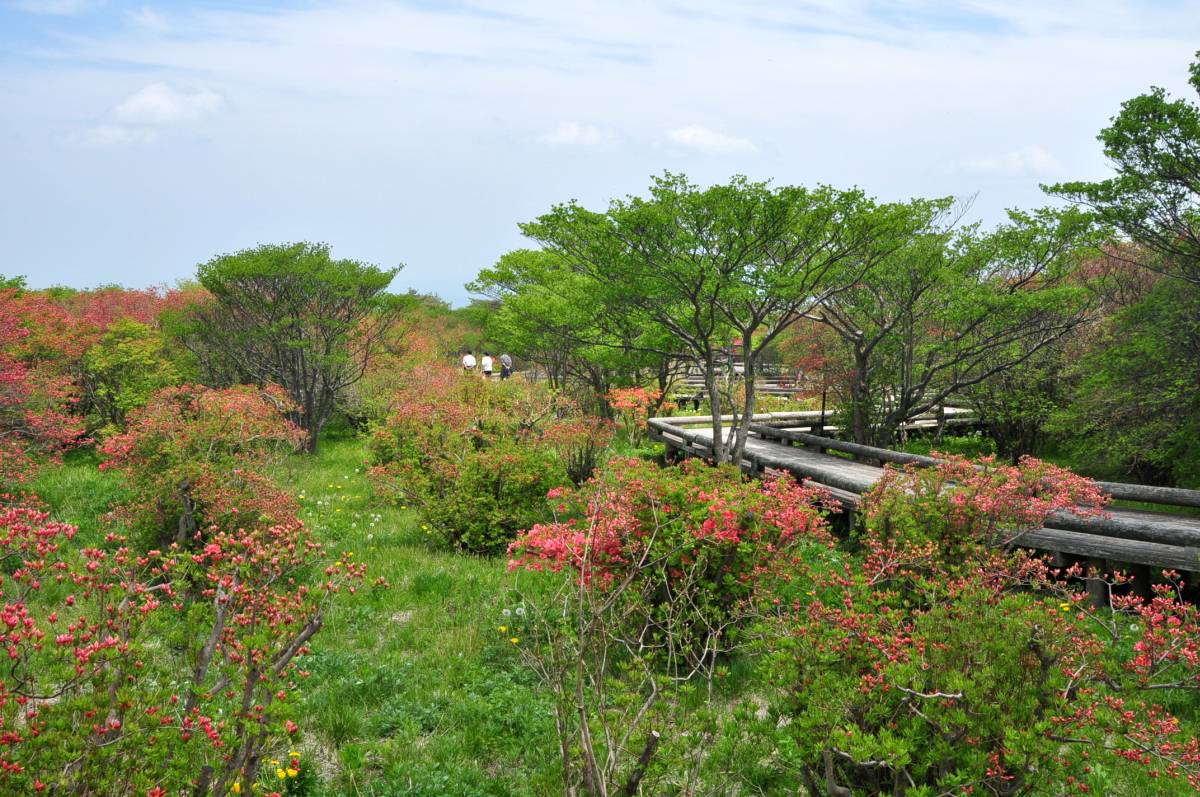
{"left": 1093, "top": 481, "right": 1200, "bottom": 509}
{"left": 750, "top": 424, "right": 942, "bottom": 467}
{"left": 1046, "top": 508, "right": 1200, "bottom": 548}
{"left": 1014, "top": 528, "right": 1200, "bottom": 572}
{"left": 649, "top": 416, "right": 1200, "bottom": 572}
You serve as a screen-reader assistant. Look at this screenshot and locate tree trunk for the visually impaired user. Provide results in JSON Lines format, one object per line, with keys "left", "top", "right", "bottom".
{"left": 851, "top": 350, "right": 870, "bottom": 446}
{"left": 731, "top": 337, "right": 757, "bottom": 464}
{"left": 704, "top": 351, "right": 727, "bottom": 463}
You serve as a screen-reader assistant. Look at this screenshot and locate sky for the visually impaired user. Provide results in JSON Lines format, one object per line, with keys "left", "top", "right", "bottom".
{"left": 2, "top": 0, "right": 1198, "bottom": 304}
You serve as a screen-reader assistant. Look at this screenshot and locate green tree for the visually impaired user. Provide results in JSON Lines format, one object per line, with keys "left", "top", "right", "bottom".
{"left": 80, "top": 317, "right": 181, "bottom": 433}
{"left": 470, "top": 248, "right": 685, "bottom": 417}
{"left": 809, "top": 206, "right": 1097, "bottom": 446}
{"left": 1046, "top": 51, "right": 1200, "bottom": 284}
{"left": 173, "top": 242, "right": 400, "bottom": 452}
{"left": 510, "top": 173, "right": 919, "bottom": 463}
{"left": 1054, "top": 276, "right": 1200, "bottom": 486}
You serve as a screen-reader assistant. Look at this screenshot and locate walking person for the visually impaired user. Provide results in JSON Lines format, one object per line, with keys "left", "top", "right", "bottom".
{"left": 461, "top": 350, "right": 477, "bottom": 372}
{"left": 480, "top": 352, "right": 494, "bottom": 379}
{"left": 499, "top": 352, "right": 513, "bottom": 380}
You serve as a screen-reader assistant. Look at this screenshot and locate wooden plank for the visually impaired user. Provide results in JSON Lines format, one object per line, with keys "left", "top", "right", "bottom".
{"left": 653, "top": 411, "right": 827, "bottom": 427}
{"left": 1045, "top": 508, "right": 1200, "bottom": 548}
{"left": 687, "top": 427, "right": 882, "bottom": 494}
{"left": 799, "top": 478, "right": 862, "bottom": 508}
{"left": 749, "top": 425, "right": 940, "bottom": 467}
{"left": 1093, "top": 481, "right": 1200, "bottom": 509}
{"left": 1013, "top": 528, "right": 1200, "bottom": 572}
{"left": 650, "top": 415, "right": 1200, "bottom": 573}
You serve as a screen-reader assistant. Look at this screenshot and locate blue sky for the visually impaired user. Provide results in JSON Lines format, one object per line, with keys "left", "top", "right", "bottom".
{"left": 2, "top": 0, "right": 1198, "bottom": 304}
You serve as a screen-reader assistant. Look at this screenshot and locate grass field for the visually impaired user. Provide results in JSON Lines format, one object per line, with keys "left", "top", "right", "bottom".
{"left": 28, "top": 432, "right": 1200, "bottom": 796}
{"left": 34, "top": 435, "right": 563, "bottom": 796}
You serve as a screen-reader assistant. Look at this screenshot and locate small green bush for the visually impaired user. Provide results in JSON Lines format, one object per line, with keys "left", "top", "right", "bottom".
{"left": 368, "top": 365, "right": 610, "bottom": 553}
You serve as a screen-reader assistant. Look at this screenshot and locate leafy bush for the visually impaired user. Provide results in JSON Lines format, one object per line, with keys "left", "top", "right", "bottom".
{"left": 369, "top": 365, "right": 610, "bottom": 553}
{"left": 100, "top": 384, "right": 306, "bottom": 546}
{"left": 0, "top": 492, "right": 366, "bottom": 795}
{"left": 764, "top": 455, "right": 1200, "bottom": 795}
{"left": 79, "top": 317, "right": 180, "bottom": 434}
{"left": 507, "top": 458, "right": 835, "bottom": 795}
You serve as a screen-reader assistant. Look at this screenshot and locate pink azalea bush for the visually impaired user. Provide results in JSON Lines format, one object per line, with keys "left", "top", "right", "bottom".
{"left": 508, "top": 458, "right": 836, "bottom": 661}
{"left": 765, "top": 455, "right": 1200, "bottom": 795}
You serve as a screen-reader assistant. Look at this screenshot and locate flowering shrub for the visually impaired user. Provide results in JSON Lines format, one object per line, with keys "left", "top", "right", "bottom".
{"left": 764, "top": 454, "right": 1200, "bottom": 795}
{"left": 605, "top": 386, "right": 670, "bottom": 446}
{"left": 506, "top": 458, "right": 836, "bottom": 795}
{"left": 101, "top": 384, "right": 306, "bottom": 546}
{"left": 509, "top": 457, "right": 836, "bottom": 662}
{"left": 862, "top": 453, "right": 1107, "bottom": 556}
{"left": 0, "top": 290, "right": 85, "bottom": 483}
{"left": 0, "top": 494, "right": 365, "bottom": 795}
{"left": 369, "top": 365, "right": 610, "bottom": 553}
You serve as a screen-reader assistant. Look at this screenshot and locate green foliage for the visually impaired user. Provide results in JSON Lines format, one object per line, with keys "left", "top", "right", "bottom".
{"left": 494, "top": 172, "right": 925, "bottom": 463}
{"left": 80, "top": 317, "right": 180, "bottom": 433}
{"left": 1053, "top": 276, "right": 1200, "bottom": 486}
{"left": 814, "top": 202, "right": 1099, "bottom": 446}
{"left": 368, "top": 367, "right": 610, "bottom": 553}
{"left": 422, "top": 438, "right": 567, "bottom": 554}
{"left": 1046, "top": 50, "right": 1200, "bottom": 284}
{"left": 470, "top": 249, "right": 683, "bottom": 414}
{"left": 172, "top": 242, "right": 401, "bottom": 451}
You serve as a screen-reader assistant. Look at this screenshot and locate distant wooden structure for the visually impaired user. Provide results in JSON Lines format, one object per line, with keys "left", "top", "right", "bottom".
{"left": 648, "top": 412, "right": 1200, "bottom": 603}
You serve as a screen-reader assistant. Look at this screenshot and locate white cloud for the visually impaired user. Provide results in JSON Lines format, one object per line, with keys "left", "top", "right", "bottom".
{"left": 539, "top": 121, "right": 616, "bottom": 147}
{"left": 665, "top": 125, "right": 755, "bottom": 155}
{"left": 11, "top": 0, "right": 99, "bottom": 14}
{"left": 127, "top": 5, "right": 167, "bottom": 32}
{"left": 73, "top": 124, "right": 160, "bottom": 148}
{"left": 963, "top": 145, "right": 1064, "bottom": 178}
{"left": 110, "top": 83, "right": 223, "bottom": 126}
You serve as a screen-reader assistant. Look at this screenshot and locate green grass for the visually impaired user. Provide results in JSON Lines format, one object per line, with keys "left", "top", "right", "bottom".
{"left": 23, "top": 432, "right": 1200, "bottom": 796}
{"left": 28, "top": 448, "right": 129, "bottom": 542}
{"left": 271, "top": 436, "right": 562, "bottom": 796}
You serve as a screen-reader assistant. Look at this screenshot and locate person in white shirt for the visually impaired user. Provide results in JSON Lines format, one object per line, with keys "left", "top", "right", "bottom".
{"left": 480, "top": 353, "right": 494, "bottom": 378}
{"left": 461, "top": 351, "right": 477, "bottom": 372}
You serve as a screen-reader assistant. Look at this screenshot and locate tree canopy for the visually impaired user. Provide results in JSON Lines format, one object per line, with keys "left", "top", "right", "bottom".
{"left": 1046, "top": 50, "right": 1200, "bottom": 284}
{"left": 173, "top": 242, "right": 400, "bottom": 452}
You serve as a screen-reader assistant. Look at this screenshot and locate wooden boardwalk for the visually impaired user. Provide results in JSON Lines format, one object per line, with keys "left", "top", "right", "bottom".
{"left": 648, "top": 415, "right": 1200, "bottom": 582}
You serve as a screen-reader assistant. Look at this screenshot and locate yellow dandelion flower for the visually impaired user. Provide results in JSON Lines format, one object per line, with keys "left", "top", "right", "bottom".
{"left": 276, "top": 768, "right": 287, "bottom": 779}
{"left": 231, "top": 784, "right": 242, "bottom": 795}
{"left": 498, "top": 625, "right": 507, "bottom": 633}
{"left": 509, "top": 637, "right": 519, "bottom": 645}
{"left": 1059, "top": 603, "right": 1072, "bottom": 611}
